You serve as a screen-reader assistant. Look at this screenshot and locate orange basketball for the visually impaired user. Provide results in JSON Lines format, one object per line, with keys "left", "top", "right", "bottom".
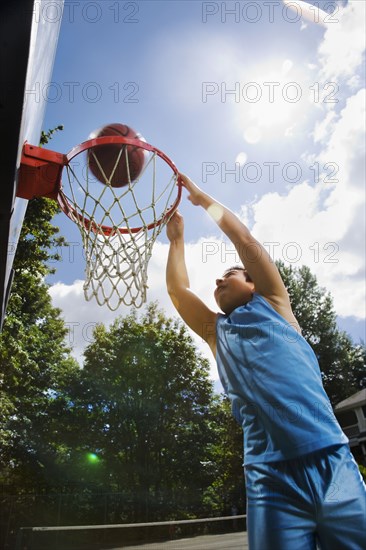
{"left": 88, "top": 123, "right": 146, "bottom": 187}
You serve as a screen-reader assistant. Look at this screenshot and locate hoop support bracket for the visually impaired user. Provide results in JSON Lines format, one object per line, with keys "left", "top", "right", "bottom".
{"left": 17, "top": 142, "right": 67, "bottom": 200}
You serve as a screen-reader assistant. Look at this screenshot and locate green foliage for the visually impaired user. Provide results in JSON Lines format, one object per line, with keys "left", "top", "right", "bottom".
{"left": 203, "top": 396, "right": 245, "bottom": 515}
{"left": 40, "top": 125, "right": 64, "bottom": 146}
{"left": 0, "top": 195, "right": 80, "bottom": 540}
{"left": 1, "top": 158, "right": 363, "bottom": 541}
{"left": 359, "top": 464, "right": 366, "bottom": 481}
{"left": 14, "top": 197, "right": 67, "bottom": 277}
{"left": 70, "top": 303, "right": 217, "bottom": 522}
{"left": 0, "top": 129, "right": 77, "bottom": 543}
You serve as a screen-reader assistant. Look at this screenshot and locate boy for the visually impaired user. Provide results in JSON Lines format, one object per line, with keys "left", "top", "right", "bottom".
{"left": 166, "top": 174, "right": 366, "bottom": 550}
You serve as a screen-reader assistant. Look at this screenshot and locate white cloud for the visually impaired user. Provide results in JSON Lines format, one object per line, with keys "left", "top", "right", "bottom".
{"left": 48, "top": 0, "right": 365, "bottom": 379}
{"left": 49, "top": 238, "right": 230, "bottom": 380}
{"left": 51, "top": 81, "right": 365, "bottom": 368}
{"left": 244, "top": 88, "right": 365, "bottom": 319}
{"left": 312, "top": 111, "right": 337, "bottom": 143}
{"left": 347, "top": 74, "right": 361, "bottom": 91}
{"left": 317, "top": 89, "right": 365, "bottom": 186}
{"left": 49, "top": 280, "right": 116, "bottom": 364}
{"left": 318, "top": 1, "right": 366, "bottom": 81}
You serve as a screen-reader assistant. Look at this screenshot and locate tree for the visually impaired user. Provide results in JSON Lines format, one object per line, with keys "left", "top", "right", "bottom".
{"left": 71, "top": 303, "right": 216, "bottom": 523}
{"left": 278, "top": 261, "right": 365, "bottom": 405}
{"left": 203, "top": 395, "right": 245, "bottom": 516}
{"left": 0, "top": 195, "right": 80, "bottom": 544}
{"left": 2, "top": 154, "right": 363, "bottom": 543}
{"left": 40, "top": 125, "right": 63, "bottom": 146}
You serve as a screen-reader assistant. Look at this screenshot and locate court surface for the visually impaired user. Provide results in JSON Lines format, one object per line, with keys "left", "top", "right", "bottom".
{"left": 111, "top": 531, "right": 248, "bottom": 550}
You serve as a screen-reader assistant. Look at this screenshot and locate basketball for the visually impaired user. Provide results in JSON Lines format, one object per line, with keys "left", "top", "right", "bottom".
{"left": 88, "top": 123, "right": 146, "bottom": 187}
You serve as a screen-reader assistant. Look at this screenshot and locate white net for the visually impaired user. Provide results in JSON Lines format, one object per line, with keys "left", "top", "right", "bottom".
{"left": 59, "top": 140, "right": 180, "bottom": 310}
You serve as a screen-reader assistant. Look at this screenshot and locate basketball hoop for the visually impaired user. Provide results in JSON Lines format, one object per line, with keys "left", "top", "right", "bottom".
{"left": 18, "top": 136, "right": 182, "bottom": 310}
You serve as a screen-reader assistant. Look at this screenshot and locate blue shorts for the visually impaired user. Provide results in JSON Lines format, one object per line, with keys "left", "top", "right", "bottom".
{"left": 244, "top": 445, "right": 366, "bottom": 550}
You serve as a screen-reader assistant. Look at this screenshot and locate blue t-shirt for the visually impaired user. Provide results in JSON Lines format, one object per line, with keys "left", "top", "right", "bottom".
{"left": 216, "top": 293, "right": 348, "bottom": 465}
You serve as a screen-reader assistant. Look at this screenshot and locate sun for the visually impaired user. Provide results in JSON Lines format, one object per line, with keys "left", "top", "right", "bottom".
{"left": 240, "top": 59, "right": 313, "bottom": 142}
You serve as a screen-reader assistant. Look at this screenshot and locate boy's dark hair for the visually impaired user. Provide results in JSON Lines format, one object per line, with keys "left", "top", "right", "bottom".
{"left": 223, "top": 265, "right": 253, "bottom": 283}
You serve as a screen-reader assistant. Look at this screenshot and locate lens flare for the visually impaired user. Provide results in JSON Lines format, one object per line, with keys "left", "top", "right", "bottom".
{"left": 87, "top": 452, "right": 100, "bottom": 464}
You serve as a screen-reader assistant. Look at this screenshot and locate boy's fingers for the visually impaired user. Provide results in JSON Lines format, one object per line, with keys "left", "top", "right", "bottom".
{"left": 171, "top": 210, "right": 183, "bottom": 222}
{"left": 178, "top": 173, "right": 192, "bottom": 187}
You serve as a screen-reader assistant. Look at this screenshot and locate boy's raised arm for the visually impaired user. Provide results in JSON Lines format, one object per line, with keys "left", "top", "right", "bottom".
{"left": 179, "top": 174, "right": 291, "bottom": 310}
{"left": 166, "top": 210, "right": 217, "bottom": 353}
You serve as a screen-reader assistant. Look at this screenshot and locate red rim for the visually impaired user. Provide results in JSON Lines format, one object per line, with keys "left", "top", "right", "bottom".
{"left": 59, "top": 136, "right": 182, "bottom": 235}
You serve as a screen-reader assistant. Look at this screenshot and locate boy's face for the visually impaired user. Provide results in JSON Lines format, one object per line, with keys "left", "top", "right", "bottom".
{"left": 214, "top": 269, "right": 254, "bottom": 314}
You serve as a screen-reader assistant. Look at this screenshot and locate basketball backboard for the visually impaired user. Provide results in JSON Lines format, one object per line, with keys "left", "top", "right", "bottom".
{"left": 0, "top": 0, "right": 64, "bottom": 328}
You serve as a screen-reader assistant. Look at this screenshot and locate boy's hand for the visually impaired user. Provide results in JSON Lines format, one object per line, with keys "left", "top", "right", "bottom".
{"left": 179, "top": 173, "right": 206, "bottom": 206}
{"left": 166, "top": 211, "right": 184, "bottom": 242}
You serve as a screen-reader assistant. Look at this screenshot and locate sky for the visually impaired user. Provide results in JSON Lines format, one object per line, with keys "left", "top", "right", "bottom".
{"left": 40, "top": 0, "right": 365, "bottom": 382}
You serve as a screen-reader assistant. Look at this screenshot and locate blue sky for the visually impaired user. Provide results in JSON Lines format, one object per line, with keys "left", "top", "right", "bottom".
{"left": 42, "top": 0, "right": 365, "bottom": 376}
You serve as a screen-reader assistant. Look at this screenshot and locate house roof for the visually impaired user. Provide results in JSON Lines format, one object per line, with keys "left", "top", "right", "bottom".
{"left": 335, "top": 389, "right": 366, "bottom": 412}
